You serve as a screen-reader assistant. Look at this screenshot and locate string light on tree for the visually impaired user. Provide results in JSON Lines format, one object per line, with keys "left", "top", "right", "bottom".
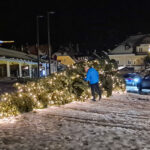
{"left": 0, "top": 59, "right": 125, "bottom": 118}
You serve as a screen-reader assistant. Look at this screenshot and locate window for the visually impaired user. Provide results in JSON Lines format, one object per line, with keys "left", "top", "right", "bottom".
{"left": 139, "top": 48, "right": 143, "bottom": 52}
{"left": 125, "top": 43, "right": 130, "bottom": 50}
{"left": 128, "top": 60, "right": 132, "bottom": 65}
{"left": 116, "top": 60, "right": 119, "bottom": 65}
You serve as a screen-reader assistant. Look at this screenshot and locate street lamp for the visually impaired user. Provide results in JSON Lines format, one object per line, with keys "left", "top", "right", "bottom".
{"left": 36, "top": 15, "right": 43, "bottom": 78}
{"left": 47, "top": 11, "right": 55, "bottom": 75}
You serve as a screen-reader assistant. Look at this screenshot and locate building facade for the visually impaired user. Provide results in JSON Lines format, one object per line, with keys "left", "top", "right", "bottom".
{"left": 108, "top": 34, "right": 150, "bottom": 72}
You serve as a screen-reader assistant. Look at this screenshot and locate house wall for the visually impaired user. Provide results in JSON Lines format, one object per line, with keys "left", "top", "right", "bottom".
{"left": 136, "top": 44, "right": 149, "bottom": 53}
{"left": 109, "top": 54, "right": 135, "bottom": 66}
{"left": 109, "top": 54, "right": 146, "bottom": 71}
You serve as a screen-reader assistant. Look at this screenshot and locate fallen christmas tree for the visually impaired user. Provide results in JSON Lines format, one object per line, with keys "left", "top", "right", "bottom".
{"left": 0, "top": 59, "right": 125, "bottom": 118}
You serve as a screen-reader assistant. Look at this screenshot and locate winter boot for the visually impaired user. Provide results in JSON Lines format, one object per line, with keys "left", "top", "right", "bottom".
{"left": 91, "top": 99, "right": 96, "bottom": 101}
{"left": 99, "top": 95, "right": 101, "bottom": 101}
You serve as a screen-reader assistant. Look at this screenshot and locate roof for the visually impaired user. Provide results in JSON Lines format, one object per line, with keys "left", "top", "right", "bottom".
{"left": 109, "top": 34, "right": 150, "bottom": 54}
{"left": 0, "top": 47, "right": 37, "bottom": 61}
{"left": 57, "top": 56, "right": 75, "bottom": 65}
{"left": 122, "top": 34, "right": 146, "bottom": 46}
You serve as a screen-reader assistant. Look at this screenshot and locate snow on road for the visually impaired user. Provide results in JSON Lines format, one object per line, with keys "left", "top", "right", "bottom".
{"left": 0, "top": 93, "right": 150, "bottom": 150}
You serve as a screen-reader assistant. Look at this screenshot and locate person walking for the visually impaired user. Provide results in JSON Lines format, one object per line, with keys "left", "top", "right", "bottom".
{"left": 84, "top": 66, "right": 101, "bottom": 101}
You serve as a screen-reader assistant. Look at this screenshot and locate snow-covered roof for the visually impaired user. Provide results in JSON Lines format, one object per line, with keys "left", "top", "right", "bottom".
{"left": 122, "top": 34, "right": 146, "bottom": 46}
{"left": 109, "top": 45, "right": 133, "bottom": 54}
{"left": 0, "top": 47, "right": 37, "bottom": 61}
{"left": 109, "top": 34, "right": 150, "bottom": 54}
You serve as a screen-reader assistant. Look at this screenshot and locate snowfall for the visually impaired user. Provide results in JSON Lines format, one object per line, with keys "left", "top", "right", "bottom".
{"left": 0, "top": 90, "right": 150, "bottom": 150}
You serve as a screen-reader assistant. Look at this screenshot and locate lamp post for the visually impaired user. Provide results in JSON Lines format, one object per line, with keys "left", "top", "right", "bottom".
{"left": 47, "top": 11, "right": 55, "bottom": 75}
{"left": 36, "top": 15, "right": 43, "bottom": 78}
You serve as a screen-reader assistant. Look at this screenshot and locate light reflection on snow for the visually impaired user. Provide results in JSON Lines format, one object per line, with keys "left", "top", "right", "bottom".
{"left": 126, "top": 85, "right": 150, "bottom": 94}
{"left": 126, "top": 86, "right": 139, "bottom": 92}
{"left": 0, "top": 117, "right": 18, "bottom": 124}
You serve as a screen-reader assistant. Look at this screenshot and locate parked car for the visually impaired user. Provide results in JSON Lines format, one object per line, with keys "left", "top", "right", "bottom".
{"left": 123, "top": 73, "right": 142, "bottom": 86}
{"left": 138, "top": 74, "right": 150, "bottom": 93}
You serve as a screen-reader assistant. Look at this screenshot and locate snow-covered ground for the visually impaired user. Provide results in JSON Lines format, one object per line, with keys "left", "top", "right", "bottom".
{"left": 0, "top": 93, "right": 150, "bottom": 150}
{"left": 126, "top": 85, "right": 150, "bottom": 94}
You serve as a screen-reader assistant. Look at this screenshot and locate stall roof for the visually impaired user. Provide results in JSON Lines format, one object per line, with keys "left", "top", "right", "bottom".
{"left": 0, "top": 47, "right": 37, "bottom": 61}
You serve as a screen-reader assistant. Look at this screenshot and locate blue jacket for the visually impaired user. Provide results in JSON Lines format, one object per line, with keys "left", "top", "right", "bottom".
{"left": 84, "top": 67, "right": 99, "bottom": 84}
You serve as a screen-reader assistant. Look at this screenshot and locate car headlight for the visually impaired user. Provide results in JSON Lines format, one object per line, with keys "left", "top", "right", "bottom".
{"left": 134, "top": 78, "right": 140, "bottom": 83}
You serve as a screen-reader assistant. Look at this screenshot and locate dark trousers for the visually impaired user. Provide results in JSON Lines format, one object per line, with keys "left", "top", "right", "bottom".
{"left": 90, "top": 83, "right": 101, "bottom": 100}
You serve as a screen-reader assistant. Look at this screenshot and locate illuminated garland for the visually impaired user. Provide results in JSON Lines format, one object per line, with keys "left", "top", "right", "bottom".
{"left": 0, "top": 59, "right": 125, "bottom": 118}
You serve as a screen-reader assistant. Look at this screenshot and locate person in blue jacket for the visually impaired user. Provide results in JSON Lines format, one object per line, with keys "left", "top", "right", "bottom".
{"left": 84, "top": 66, "right": 101, "bottom": 101}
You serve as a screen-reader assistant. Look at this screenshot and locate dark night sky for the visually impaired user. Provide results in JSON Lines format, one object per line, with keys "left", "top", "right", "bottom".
{"left": 1, "top": 0, "right": 150, "bottom": 51}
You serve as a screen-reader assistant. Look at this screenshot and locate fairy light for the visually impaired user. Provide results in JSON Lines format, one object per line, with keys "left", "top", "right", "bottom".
{"left": 15, "top": 83, "right": 19, "bottom": 86}
{"left": 28, "top": 88, "right": 31, "bottom": 92}
{"left": 72, "top": 65, "right": 76, "bottom": 69}
{"left": 19, "top": 94, "right": 22, "bottom": 97}
{"left": 76, "top": 74, "right": 80, "bottom": 77}
{"left": 71, "top": 76, "right": 75, "bottom": 79}
{"left": 18, "top": 86, "right": 21, "bottom": 90}
{"left": 3, "top": 97, "right": 7, "bottom": 101}
{"left": 29, "top": 93, "right": 33, "bottom": 96}
{"left": 18, "top": 89, "right": 23, "bottom": 92}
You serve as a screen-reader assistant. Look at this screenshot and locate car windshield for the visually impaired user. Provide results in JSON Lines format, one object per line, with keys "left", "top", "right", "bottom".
{"left": 124, "top": 73, "right": 139, "bottom": 78}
